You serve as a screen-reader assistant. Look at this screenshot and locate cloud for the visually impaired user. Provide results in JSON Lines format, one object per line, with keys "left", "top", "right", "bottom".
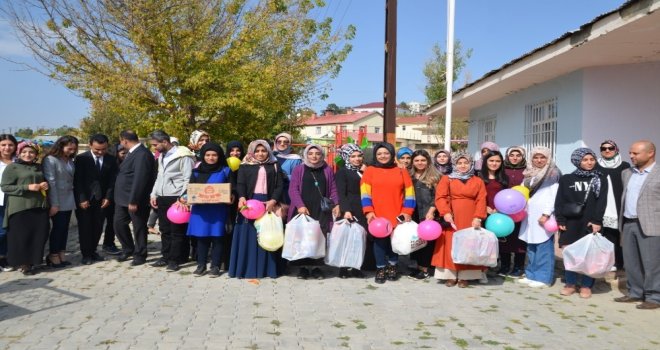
{"left": 0, "top": 19, "right": 31, "bottom": 57}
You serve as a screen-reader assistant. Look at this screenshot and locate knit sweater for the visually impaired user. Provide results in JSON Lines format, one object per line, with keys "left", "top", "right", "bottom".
{"left": 360, "top": 166, "right": 415, "bottom": 227}
{"left": 1, "top": 162, "right": 48, "bottom": 228}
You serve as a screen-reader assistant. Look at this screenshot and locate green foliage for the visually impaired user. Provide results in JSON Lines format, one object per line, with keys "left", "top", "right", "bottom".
{"left": 6, "top": 0, "right": 355, "bottom": 144}
{"left": 15, "top": 128, "right": 34, "bottom": 138}
{"left": 423, "top": 41, "right": 472, "bottom": 104}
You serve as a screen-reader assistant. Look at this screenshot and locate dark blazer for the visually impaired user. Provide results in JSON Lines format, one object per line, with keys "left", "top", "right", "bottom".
{"left": 114, "top": 144, "right": 156, "bottom": 207}
{"left": 74, "top": 151, "right": 118, "bottom": 204}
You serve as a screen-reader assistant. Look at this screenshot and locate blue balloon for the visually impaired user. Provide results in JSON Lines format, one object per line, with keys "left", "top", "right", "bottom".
{"left": 485, "top": 213, "right": 515, "bottom": 238}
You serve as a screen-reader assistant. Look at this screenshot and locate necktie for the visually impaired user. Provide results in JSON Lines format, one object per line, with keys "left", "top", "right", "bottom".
{"left": 95, "top": 157, "right": 102, "bottom": 172}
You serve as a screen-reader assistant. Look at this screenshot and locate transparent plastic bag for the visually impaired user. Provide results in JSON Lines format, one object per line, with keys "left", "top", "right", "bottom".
{"left": 391, "top": 221, "right": 427, "bottom": 255}
{"left": 562, "top": 232, "right": 614, "bottom": 278}
{"left": 324, "top": 219, "right": 367, "bottom": 269}
{"left": 451, "top": 227, "right": 499, "bottom": 267}
{"left": 282, "top": 214, "right": 326, "bottom": 261}
{"left": 255, "top": 212, "right": 284, "bottom": 252}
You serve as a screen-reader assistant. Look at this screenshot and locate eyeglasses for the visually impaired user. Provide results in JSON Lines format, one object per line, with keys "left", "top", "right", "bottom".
{"left": 600, "top": 146, "right": 615, "bottom": 151}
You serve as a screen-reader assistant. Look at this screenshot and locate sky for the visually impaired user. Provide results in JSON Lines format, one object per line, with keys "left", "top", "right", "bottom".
{"left": 0, "top": 0, "right": 625, "bottom": 131}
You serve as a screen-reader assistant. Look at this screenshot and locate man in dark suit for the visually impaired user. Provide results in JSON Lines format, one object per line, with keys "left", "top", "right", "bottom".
{"left": 113, "top": 130, "right": 156, "bottom": 265}
{"left": 74, "top": 134, "right": 118, "bottom": 265}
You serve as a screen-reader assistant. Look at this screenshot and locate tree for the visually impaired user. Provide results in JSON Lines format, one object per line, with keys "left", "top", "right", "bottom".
{"left": 4, "top": 0, "right": 355, "bottom": 144}
{"left": 423, "top": 41, "right": 472, "bottom": 104}
{"left": 15, "top": 128, "right": 33, "bottom": 138}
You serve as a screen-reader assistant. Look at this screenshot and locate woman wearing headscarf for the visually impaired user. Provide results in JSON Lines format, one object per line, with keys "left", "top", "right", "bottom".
{"left": 518, "top": 146, "right": 561, "bottom": 288}
{"left": 409, "top": 150, "right": 441, "bottom": 280}
{"left": 1, "top": 141, "right": 50, "bottom": 275}
{"left": 222, "top": 140, "right": 244, "bottom": 271}
{"left": 182, "top": 142, "right": 232, "bottom": 277}
{"left": 431, "top": 153, "right": 487, "bottom": 288}
{"left": 188, "top": 130, "right": 210, "bottom": 160}
{"left": 0, "top": 134, "right": 18, "bottom": 271}
{"left": 433, "top": 150, "right": 452, "bottom": 175}
{"left": 596, "top": 140, "right": 630, "bottom": 271}
{"left": 396, "top": 147, "right": 413, "bottom": 170}
{"left": 475, "top": 141, "right": 500, "bottom": 174}
{"left": 335, "top": 143, "right": 374, "bottom": 277}
{"left": 499, "top": 146, "right": 528, "bottom": 277}
{"left": 287, "top": 144, "right": 339, "bottom": 280}
{"left": 273, "top": 132, "right": 303, "bottom": 212}
{"left": 228, "top": 140, "right": 286, "bottom": 279}
{"left": 555, "top": 148, "right": 608, "bottom": 298}
{"left": 361, "top": 142, "right": 416, "bottom": 284}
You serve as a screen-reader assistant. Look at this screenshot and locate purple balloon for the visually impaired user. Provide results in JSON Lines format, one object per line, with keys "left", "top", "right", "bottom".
{"left": 494, "top": 189, "right": 527, "bottom": 215}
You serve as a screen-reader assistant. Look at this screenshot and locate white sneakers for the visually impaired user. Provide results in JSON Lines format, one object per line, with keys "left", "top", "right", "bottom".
{"left": 479, "top": 272, "right": 489, "bottom": 284}
{"left": 516, "top": 277, "right": 533, "bottom": 284}
{"left": 516, "top": 277, "right": 549, "bottom": 288}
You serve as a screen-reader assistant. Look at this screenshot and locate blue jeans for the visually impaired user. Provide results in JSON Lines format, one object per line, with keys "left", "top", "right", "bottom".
{"left": 525, "top": 235, "right": 555, "bottom": 285}
{"left": 565, "top": 270, "right": 595, "bottom": 288}
{"left": 49, "top": 210, "right": 72, "bottom": 254}
{"left": 0, "top": 205, "right": 6, "bottom": 256}
{"left": 373, "top": 237, "right": 398, "bottom": 268}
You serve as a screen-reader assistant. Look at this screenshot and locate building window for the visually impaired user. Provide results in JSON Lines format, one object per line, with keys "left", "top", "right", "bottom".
{"left": 402, "top": 125, "right": 406, "bottom": 131}
{"left": 478, "top": 116, "right": 497, "bottom": 144}
{"left": 524, "top": 97, "right": 558, "bottom": 155}
{"left": 340, "top": 125, "right": 347, "bottom": 132}
{"left": 316, "top": 127, "right": 322, "bottom": 135}
{"left": 374, "top": 127, "right": 381, "bottom": 134}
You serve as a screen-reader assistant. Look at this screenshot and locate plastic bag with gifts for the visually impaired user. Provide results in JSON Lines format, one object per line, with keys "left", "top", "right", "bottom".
{"left": 255, "top": 212, "right": 284, "bottom": 252}
{"left": 282, "top": 214, "right": 326, "bottom": 261}
{"left": 562, "top": 232, "right": 614, "bottom": 278}
{"left": 451, "top": 227, "right": 499, "bottom": 267}
{"left": 324, "top": 219, "right": 367, "bottom": 269}
{"left": 391, "top": 221, "right": 427, "bottom": 255}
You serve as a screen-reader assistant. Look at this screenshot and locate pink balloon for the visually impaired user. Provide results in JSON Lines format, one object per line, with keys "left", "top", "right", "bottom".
{"left": 417, "top": 219, "right": 442, "bottom": 240}
{"left": 368, "top": 217, "right": 392, "bottom": 238}
{"left": 241, "top": 199, "right": 266, "bottom": 220}
{"left": 509, "top": 210, "right": 527, "bottom": 223}
{"left": 167, "top": 204, "right": 190, "bottom": 224}
{"left": 544, "top": 216, "right": 558, "bottom": 232}
{"left": 494, "top": 189, "right": 527, "bottom": 215}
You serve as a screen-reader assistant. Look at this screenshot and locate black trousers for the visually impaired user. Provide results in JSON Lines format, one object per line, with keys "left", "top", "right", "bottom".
{"left": 156, "top": 196, "right": 189, "bottom": 263}
{"left": 197, "top": 236, "right": 224, "bottom": 267}
{"left": 102, "top": 203, "right": 116, "bottom": 247}
{"left": 76, "top": 199, "right": 105, "bottom": 257}
{"left": 114, "top": 203, "right": 150, "bottom": 260}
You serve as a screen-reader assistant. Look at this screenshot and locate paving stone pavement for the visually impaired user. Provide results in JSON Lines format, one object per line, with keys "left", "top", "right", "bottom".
{"left": 0, "top": 226, "right": 658, "bottom": 350}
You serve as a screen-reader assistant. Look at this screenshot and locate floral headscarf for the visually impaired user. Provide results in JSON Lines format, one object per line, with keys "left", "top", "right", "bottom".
{"left": 242, "top": 140, "right": 277, "bottom": 165}
{"left": 571, "top": 147, "right": 602, "bottom": 197}
{"left": 339, "top": 143, "right": 363, "bottom": 172}
{"left": 448, "top": 152, "right": 475, "bottom": 180}
{"left": 16, "top": 141, "right": 40, "bottom": 164}
{"left": 523, "top": 146, "right": 561, "bottom": 192}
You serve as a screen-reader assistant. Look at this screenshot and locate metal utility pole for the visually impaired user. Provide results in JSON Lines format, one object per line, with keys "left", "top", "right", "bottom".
{"left": 384, "top": 0, "right": 397, "bottom": 145}
{"left": 444, "top": 0, "right": 455, "bottom": 151}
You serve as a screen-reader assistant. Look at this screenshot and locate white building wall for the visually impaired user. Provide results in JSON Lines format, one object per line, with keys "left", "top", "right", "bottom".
{"left": 469, "top": 70, "right": 584, "bottom": 172}
{"left": 582, "top": 61, "right": 660, "bottom": 155}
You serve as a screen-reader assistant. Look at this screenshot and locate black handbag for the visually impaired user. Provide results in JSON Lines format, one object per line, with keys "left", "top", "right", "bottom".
{"left": 562, "top": 178, "right": 593, "bottom": 218}
{"left": 311, "top": 171, "right": 334, "bottom": 213}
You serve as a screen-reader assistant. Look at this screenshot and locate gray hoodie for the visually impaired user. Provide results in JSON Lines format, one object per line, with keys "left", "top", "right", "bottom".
{"left": 150, "top": 146, "right": 195, "bottom": 198}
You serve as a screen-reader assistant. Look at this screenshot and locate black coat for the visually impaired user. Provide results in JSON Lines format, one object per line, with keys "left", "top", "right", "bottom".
{"left": 554, "top": 173, "right": 608, "bottom": 246}
{"left": 335, "top": 167, "right": 366, "bottom": 228}
{"left": 597, "top": 161, "right": 630, "bottom": 213}
{"left": 235, "top": 163, "right": 285, "bottom": 202}
{"left": 74, "top": 151, "right": 118, "bottom": 204}
{"left": 412, "top": 177, "right": 436, "bottom": 223}
{"left": 114, "top": 144, "right": 156, "bottom": 207}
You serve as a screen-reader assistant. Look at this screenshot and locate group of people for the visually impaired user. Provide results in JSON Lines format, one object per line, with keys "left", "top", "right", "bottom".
{"left": 1, "top": 130, "right": 658, "bottom": 309}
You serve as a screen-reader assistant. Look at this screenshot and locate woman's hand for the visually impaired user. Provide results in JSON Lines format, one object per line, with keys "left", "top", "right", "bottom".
{"left": 297, "top": 206, "right": 309, "bottom": 215}
{"left": 588, "top": 222, "right": 601, "bottom": 233}
{"left": 28, "top": 183, "right": 41, "bottom": 191}
{"left": 49, "top": 206, "right": 59, "bottom": 217}
{"left": 400, "top": 213, "right": 412, "bottom": 222}
{"left": 175, "top": 201, "right": 190, "bottom": 212}
{"left": 486, "top": 206, "right": 496, "bottom": 215}
{"left": 332, "top": 205, "right": 340, "bottom": 218}
{"left": 472, "top": 218, "right": 482, "bottom": 229}
{"left": 366, "top": 212, "right": 375, "bottom": 223}
{"left": 444, "top": 213, "right": 454, "bottom": 224}
{"left": 237, "top": 197, "right": 246, "bottom": 210}
{"left": 558, "top": 225, "right": 567, "bottom": 231}
{"left": 265, "top": 199, "right": 277, "bottom": 212}
{"left": 425, "top": 208, "right": 436, "bottom": 221}
{"left": 343, "top": 211, "right": 354, "bottom": 221}
{"left": 538, "top": 215, "right": 549, "bottom": 225}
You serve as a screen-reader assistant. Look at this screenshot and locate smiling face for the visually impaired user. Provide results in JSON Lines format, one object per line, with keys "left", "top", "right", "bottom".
{"left": 306, "top": 147, "right": 322, "bottom": 166}
{"left": 580, "top": 154, "right": 596, "bottom": 171}
{"left": 398, "top": 154, "right": 411, "bottom": 168}
{"left": 275, "top": 137, "right": 290, "bottom": 152}
{"left": 348, "top": 151, "right": 363, "bottom": 168}
{"left": 90, "top": 141, "right": 108, "bottom": 158}
{"left": 63, "top": 142, "right": 78, "bottom": 158}
{"left": 376, "top": 147, "right": 392, "bottom": 165}
{"left": 412, "top": 155, "right": 428, "bottom": 172}
{"left": 19, "top": 147, "right": 37, "bottom": 163}
{"left": 254, "top": 145, "right": 268, "bottom": 162}
{"left": 229, "top": 147, "right": 242, "bottom": 158}
{"left": 455, "top": 157, "right": 471, "bottom": 173}
{"left": 532, "top": 153, "right": 548, "bottom": 168}
{"left": 0, "top": 139, "right": 16, "bottom": 160}
{"left": 204, "top": 150, "right": 219, "bottom": 165}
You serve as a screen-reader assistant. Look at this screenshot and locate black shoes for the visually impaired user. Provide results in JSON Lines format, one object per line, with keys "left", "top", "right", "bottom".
{"left": 339, "top": 268, "right": 350, "bottom": 279}
{"left": 116, "top": 254, "right": 131, "bottom": 262}
{"left": 81, "top": 257, "right": 93, "bottom": 265}
{"left": 193, "top": 265, "right": 207, "bottom": 276}
{"left": 385, "top": 264, "right": 398, "bottom": 281}
{"left": 311, "top": 268, "right": 325, "bottom": 280}
{"left": 409, "top": 270, "right": 430, "bottom": 280}
{"left": 46, "top": 256, "right": 64, "bottom": 268}
{"left": 297, "top": 267, "right": 310, "bottom": 280}
{"left": 339, "top": 268, "right": 364, "bottom": 279}
{"left": 166, "top": 262, "right": 179, "bottom": 272}
{"left": 130, "top": 259, "right": 145, "bottom": 266}
{"left": 91, "top": 253, "right": 105, "bottom": 262}
{"left": 375, "top": 268, "right": 386, "bottom": 284}
{"left": 150, "top": 259, "right": 167, "bottom": 267}
{"left": 102, "top": 245, "right": 121, "bottom": 255}
{"left": 208, "top": 266, "right": 221, "bottom": 278}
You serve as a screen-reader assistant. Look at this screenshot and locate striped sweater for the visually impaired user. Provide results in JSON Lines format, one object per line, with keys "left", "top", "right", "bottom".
{"left": 360, "top": 166, "right": 416, "bottom": 227}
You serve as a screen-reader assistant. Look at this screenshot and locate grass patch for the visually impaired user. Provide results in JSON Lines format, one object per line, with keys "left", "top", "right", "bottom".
{"left": 521, "top": 343, "right": 543, "bottom": 349}
{"left": 253, "top": 316, "right": 267, "bottom": 319}
{"left": 504, "top": 326, "right": 516, "bottom": 334}
{"left": 178, "top": 271, "right": 191, "bottom": 276}
{"left": 98, "top": 340, "right": 117, "bottom": 345}
{"left": 457, "top": 323, "right": 465, "bottom": 328}
{"left": 363, "top": 302, "right": 373, "bottom": 306}
{"left": 266, "top": 331, "right": 281, "bottom": 336}
{"left": 391, "top": 341, "right": 406, "bottom": 345}
{"left": 598, "top": 326, "right": 610, "bottom": 331}
{"left": 365, "top": 284, "right": 378, "bottom": 290}
{"left": 270, "top": 319, "right": 281, "bottom": 327}
{"left": 452, "top": 337, "right": 468, "bottom": 349}
{"left": 159, "top": 328, "right": 168, "bottom": 334}
{"left": 510, "top": 319, "right": 522, "bottom": 325}
{"left": 341, "top": 342, "right": 349, "bottom": 348}
{"left": 332, "top": 322, "right": 345, "bottom": 328}
{"left": 482, "top": 340, "right": 502, "bottom": 345}
{"left": 338, "top": 336, "right": 350, "bottom": 341}
{"left": 356, "top": 324, "right": 367, "bottom": 330}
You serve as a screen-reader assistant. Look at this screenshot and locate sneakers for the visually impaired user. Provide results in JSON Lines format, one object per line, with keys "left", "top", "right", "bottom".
{"left": 150, "top": 259, "right": 168, "bottom": 268}
{"left": 409, "top": 270, "right": 431, "bottom": 280}
{"left": 385, "top": 264, "right": 398, "bottom": 281}
{"left": 0, "top": 257, "right": 13, "bottom": 272}
{"left": 375, "top": 268, "right": 386, "bottom": 284}
{"left": 339, "top": 268, "right": 350, "bottom": 279}
{"left": 350, "top": 269, "right": 364, "bottom": 278}
{"left": 208, "top": 266, "right": 221, "bottom": 278}
{"left": 101, "top": 245, "right": 121, "bottom": 255}
{"left": 297, "top": 267, "right": 310, "bottom": 280}
{"left": 516, "top": 277, "right": 533, "bottom": 284}
{"left": 508, "top": 268, "right": 524, "bottom": 278}
{"left": 527, "top": 281, "right": 549, "bottom": 288}
{"left": 193, "top": 265, "right": 207, "bottom": 276}
{"left": 479, "top": 272, "right": 489, "bottom": 284}
{"left": 311, "top": 268, "right": 325, "bottom": 280}
{"left": 496, "top": 266, "right": 510, "bottom": 277}
{"left": 166, "top": 262, "right": 179, "bottom": 272}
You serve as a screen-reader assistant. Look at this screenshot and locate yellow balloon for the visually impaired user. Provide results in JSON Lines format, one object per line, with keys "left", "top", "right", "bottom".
{"left": 227, "top": 156, "right": 241, "bottom": 171}
{"left": 512, "top": 185, "right": 530, "bottom": 201}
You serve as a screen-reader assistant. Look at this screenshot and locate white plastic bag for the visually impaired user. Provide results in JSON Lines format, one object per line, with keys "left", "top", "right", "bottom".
{"left": 325, "top": 220, "right": 367, "bottom": 269}
{"left": 562, "top": 232, "right": 614, "bottom": 277}
{"left": 391, "top": 221, "right": 427, "bottom": 255}
{"left": 451, "top": 227, "right": 499, "bottom": 267}
{"left": 255, "top": 212, "right": 284, "bottom": 252}
{"left": 282, "top": 214, "right": 326, "bottom": 261}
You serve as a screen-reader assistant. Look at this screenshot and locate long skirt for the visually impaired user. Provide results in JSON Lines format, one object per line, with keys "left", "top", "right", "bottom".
{"left": 7, "top": 208, "right": 49, "bottom": 267}
{"left": 228, "top": 194, "right": 284, "bottom": 279}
